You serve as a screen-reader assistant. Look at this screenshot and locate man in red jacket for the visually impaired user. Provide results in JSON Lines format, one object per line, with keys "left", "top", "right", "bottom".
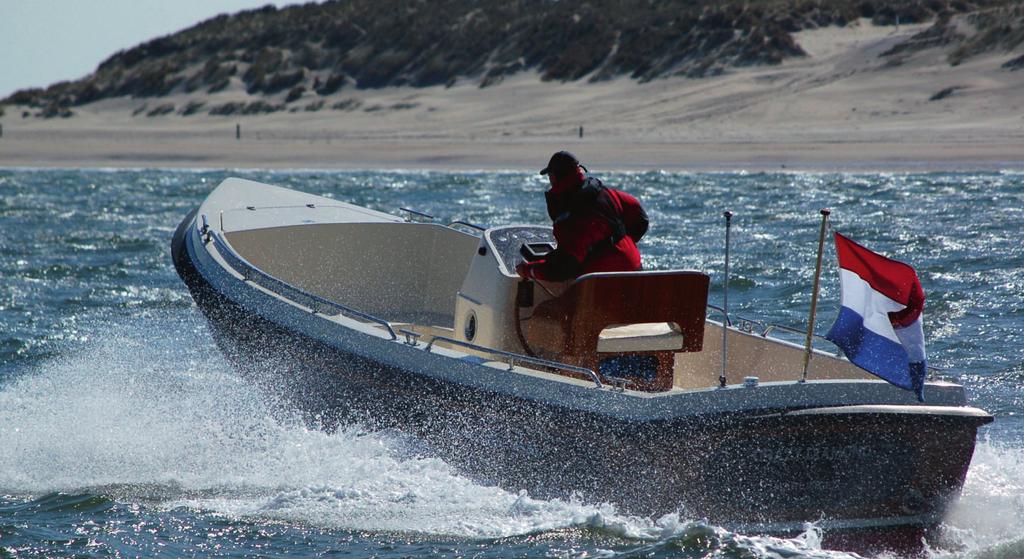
{"left": 516, "top": 151, "right": 648, "bottom": 282}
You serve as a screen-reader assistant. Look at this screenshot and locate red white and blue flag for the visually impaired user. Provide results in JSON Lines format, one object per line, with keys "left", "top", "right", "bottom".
{"left": 826, "top": 232, "right": 927, "bottom": 401}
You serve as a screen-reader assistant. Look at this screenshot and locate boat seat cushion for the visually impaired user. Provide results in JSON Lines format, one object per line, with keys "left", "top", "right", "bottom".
{"left": 597, "top": 322, "right": 684, "bottom": 353}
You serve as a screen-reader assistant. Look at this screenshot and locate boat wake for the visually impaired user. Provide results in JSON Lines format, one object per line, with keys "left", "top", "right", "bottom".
{"left": 0, "top": 312, "right": 1019, "bottom": 558}
{"left": 931, "top": 441, "right": 1024, "bottom": 559}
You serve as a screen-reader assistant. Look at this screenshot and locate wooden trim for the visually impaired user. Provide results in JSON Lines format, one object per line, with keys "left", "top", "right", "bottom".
{"left": 523, "top": 270, "right": 710, "bottom": 391}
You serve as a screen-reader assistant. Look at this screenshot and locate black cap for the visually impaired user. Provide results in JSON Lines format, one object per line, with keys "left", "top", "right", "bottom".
{"left": 540, "top": 151, "right": 580, "bottom": 177}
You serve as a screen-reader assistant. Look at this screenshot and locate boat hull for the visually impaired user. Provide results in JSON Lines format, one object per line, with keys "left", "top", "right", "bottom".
{"left": 172, "top": 209, "right": 988, "bottom": 552}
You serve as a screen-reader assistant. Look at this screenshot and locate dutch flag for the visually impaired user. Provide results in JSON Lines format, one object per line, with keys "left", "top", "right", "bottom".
{"left": 826, "top": 232, "right": 927, "bottom": 401}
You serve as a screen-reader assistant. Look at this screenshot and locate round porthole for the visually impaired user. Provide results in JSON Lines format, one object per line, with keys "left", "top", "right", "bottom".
{"left": 464, "top": 311, "right": 477, "bottom": 342}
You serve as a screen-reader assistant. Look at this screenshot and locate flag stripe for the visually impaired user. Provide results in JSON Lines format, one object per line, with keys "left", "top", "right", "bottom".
{"left": 827, "top": 307, "right": 915, "bottom": 391}
{"left": 893, "top": 317, "right": 927, "bottom": 363}
{"left": 837, "top": 268, "right": 903, "bottom": 344}
{"left": 834, "top": 232, "right": 919, "bottom": 305}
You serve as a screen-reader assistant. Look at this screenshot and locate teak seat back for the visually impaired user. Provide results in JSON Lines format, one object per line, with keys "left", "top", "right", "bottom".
{"left": 522, "top": 270, "right": 710, "bottom": 391}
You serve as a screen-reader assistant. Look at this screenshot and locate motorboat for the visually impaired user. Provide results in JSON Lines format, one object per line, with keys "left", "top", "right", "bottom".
{"left": 171, "top": 177, "right": 992, "bottom": 548}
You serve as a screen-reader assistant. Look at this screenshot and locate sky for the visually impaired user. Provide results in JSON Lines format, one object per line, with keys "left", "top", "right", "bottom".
{"left": 0, "top": 0, "right": 307, "bottom": 99}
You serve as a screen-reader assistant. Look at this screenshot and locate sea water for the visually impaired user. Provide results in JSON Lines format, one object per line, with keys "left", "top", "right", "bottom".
{"left": 0, "top": 169, "right": 1021, "bottom": 558}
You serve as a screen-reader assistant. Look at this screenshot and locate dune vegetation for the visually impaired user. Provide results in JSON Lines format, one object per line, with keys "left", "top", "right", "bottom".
{"left": 3, "top": 0, "right": 1021, "bottom": 118}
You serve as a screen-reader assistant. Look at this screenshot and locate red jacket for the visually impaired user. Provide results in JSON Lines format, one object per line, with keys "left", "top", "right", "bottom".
{"left": 520, "top": 177, "right": 648, "bottom": 281}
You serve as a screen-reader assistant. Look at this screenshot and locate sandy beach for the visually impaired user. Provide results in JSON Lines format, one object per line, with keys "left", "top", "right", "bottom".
{"left": 2, "top": 21, "right": 1023, "bottom": 172}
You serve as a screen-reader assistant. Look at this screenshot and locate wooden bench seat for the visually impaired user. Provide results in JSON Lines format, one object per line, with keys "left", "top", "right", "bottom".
{"left": 521, "top": 270, "right": 710, "bottom": 391}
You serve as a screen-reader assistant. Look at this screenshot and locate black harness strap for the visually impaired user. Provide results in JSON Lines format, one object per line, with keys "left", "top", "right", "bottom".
{"left": 540, "top": 177, "right": 637, "bottom": 278}
{"left": 573, "top": 179, "right": 628, "bottom": 263}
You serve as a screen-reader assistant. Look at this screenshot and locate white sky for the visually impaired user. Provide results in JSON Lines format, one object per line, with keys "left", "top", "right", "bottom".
{"left": 0, "top": 0, "right": 307, "bottom": 99}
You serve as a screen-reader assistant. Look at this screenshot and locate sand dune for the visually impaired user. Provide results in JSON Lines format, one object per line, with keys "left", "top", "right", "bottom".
{"left": 2, "top": 20, "right": 1022, "bottom": 171}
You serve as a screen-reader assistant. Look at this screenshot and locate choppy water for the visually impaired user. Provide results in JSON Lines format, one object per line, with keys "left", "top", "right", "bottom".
{"left": 0, "top": 168, "right": 1021, "bottom": 558}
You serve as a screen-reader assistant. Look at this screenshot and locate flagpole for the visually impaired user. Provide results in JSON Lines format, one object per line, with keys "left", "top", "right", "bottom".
{"left": 801, "top": 208, "right": 830, "bottom": 382}
{"left": 720, "top": 210, "right": 733, "bottom": 389}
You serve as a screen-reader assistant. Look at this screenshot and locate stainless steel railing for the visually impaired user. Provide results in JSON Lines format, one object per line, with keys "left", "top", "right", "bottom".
{"left": 204, "top": 209, "right": 949, "bottom": 388}
{"left": 399, "top": 207, "right": 435, "bottom": 221}
{"left": 398, "top": 206, "right": 486, "bottom": 233}
{"left": 706, "top": 303, "right": 731, "bottom": 326}
{"left": 446, "top": 220, "right": 487, "bottom": 232}
{"left": 708, "top": 304, "right": 946, "bottom": 377}
{"left": 424, "top": 335, "right": 603, "bottom": 389}
{"left": 201, "top": 216, "right": 600, "bottom": 385}
{"left": 708, "top": 304, "right": 837, "bottom": 352}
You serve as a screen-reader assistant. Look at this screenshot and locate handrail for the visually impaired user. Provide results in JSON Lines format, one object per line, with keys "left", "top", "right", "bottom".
{"left": 399, "top": 207, "right": 435, "bottom": 221}
{"left": 398, "top": 208, "right": 486, "bottom": 233}
{"left": 206, "top": 229, "right": 398, "bottom": 341}
{"left": 446, "top": 220, "right": 487, "bottom": 232}
{"left": 761, "top": 322, "right": 835, "bottom": 347}
{"left": 710, "top": 304, "right": 839, "bottom": 356}
{"left": 756, "top": 318, "right": 841, "bottom": 357}
{"left": 203, "top": 219, "right": 950, "bottom": 384}
{"left": 706, "top": 304, "right": 732, "bottom": 327}
{"left": 713, "top": 307, "right": 836, "bottom": 348}
{"left": 757, "top": 320, "right": 947, "bottom": 376}
{"left": 424, "top": 335, "right": 603, "bottom": 389}
{"left": 724, "top": 312, "right": 946, "bottom": 375}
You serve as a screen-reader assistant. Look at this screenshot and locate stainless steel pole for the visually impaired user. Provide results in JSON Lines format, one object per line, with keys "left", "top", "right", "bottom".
{"left": 720, "top": 210, "right": 733, "bottom": 388}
